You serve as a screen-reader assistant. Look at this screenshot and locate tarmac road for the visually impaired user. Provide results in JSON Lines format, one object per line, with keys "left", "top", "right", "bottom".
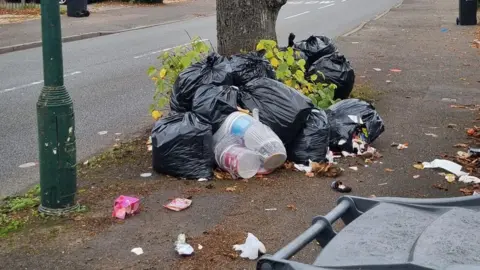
{"left": 0, "top": 0, "right": 400, "bottom": 197}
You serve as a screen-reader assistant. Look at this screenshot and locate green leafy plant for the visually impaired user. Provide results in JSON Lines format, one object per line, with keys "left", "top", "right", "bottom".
{"left": 256, "top": 39, "right": 339, "bottom": 109}
{"left": 147, "top": 37, "right": 211, "bottom": 118}
{"left": 0, "top": 184, "right": 40, "bottom": 237}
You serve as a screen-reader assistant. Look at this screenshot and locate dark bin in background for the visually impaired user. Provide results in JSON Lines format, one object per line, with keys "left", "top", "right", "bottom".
{"left": 67, "top": 0, "right": 89, "bottom": 17}
{"left": 457, "top": 0, "right": 477, "bottom": 25}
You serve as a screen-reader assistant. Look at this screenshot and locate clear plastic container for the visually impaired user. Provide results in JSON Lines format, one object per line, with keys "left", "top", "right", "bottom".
{"left": 214, "top": 135, "right": 261, "bottom": 179}
{"left": 214, "top": 111, "right": 287, "bottom": 171}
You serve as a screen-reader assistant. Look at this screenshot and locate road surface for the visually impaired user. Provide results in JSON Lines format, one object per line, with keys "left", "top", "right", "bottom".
{"left": 0, "top": 0, "right": 400, "bottom": 197}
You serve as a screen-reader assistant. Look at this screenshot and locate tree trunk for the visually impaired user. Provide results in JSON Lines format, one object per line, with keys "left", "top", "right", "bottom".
{"left": 217, "top": 0, "right": 287, "bottom": 56}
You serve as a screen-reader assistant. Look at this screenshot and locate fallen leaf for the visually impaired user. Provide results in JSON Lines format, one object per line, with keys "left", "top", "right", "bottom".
{"left": 225, "top": 186, "right": 236, "bottom": 192}
{"left": 305, "top": 172, "right": 315, "bottom": 178}
{"left": 445, "top": 174, "right": 456, "bottom": 183}
{"left": 384, "top": 168, "right": 394, "bottom": 172}
{"left": 397, "top": 143, "right": 408, "bottom": 150}
{"left": 287, "top": 204, "right": 297, "bottom": 211}
{"left": 413, "top": 163, "right": 424, "bottom": 170}
{"left": 152, "top": 110, "right": 162, "bottom": 120}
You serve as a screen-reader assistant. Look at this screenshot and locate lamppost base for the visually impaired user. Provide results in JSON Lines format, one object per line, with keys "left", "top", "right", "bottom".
{"left": 38, "top": 203, "right": 79, "bottom": 216}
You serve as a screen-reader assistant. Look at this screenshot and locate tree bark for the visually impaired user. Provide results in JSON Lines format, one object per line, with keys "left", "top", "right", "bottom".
{"left": 217, "top": 0, "right": 287, "bottom": 56}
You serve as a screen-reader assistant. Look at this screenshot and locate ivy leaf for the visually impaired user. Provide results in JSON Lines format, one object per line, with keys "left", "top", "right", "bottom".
{"left": 277, "top": 62, "right": 289, "bottom": 73}
{"left": 286, "top": 55, "right": 295, "bottom": 66}
{"left": 270, "top": 58, "right": 279, "bottom": 68}
{"left": 287, "top": 47, "right": 294, "bottom": 55}
{"left": 297, "top": 59, "right": 306, "bottom": 68}
{"left": 295, "top": 70, "right": 305, "bottom": 79}
{"left": 147, "top": 67, "right": 157, "bottom": 77}
{"left": 310, "top": 74, "right": 318, "bottom": 82}
{"left": 158, "top": 97, "right": 169, "bottom": 109}
{"left": 265, "top": 51, "right": 274, "bottom": 59}
{"left": 256, "top": 42, "right": 265, "bottom": 51}
{"left": 180, "top": 57, "right": 192, "bottom": 68}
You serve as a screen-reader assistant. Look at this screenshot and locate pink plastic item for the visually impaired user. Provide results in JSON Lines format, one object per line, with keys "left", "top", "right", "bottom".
{"left": 164, "top": 198, "right": 192, "bottom": 212}
{"left": 112, "top": 195, "right": 140, "bottom": 220}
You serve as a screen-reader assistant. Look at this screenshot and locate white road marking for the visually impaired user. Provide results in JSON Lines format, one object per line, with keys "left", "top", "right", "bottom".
{"left": 318, "top": 3, "right": 335, "bottom": 9}
{"left": 0, "top": 71, "right": 82, "bottom": 95}
{"left": 133, "top": 39, "right": 210, "bottom": 59}
{"left": 285, "top": 11, "right": 310, "bottom": 20}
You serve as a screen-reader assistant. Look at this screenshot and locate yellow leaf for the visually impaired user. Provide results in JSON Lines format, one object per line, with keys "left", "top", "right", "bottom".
{"left": 413, "top": 164, "right": 424, "bottom": 170}
{"left": 265, "top": 51, "right": 274, "bottom": 59}
{"left": 285, "top": 80, "right": 293, "bottom": 87}
{"left": 270, "top": 58, "right": 279, "bottom": 68}
{"left": 159, "top": 69, "right": 167, "bottom": 79}
{"left": 256, "top": 42, "right": 265, "bottom": 51}
{"left": 151, "top": 110, "right": 162, "bottom": 121}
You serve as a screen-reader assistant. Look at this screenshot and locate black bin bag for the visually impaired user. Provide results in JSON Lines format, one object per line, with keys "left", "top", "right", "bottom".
{"left": 229, "top": 52, "right": 276, "bottom": 86}
{"left": 170, "top": 52, "right": 233, "bottom": 112}
{"left": 287, "top": 109, "right": 330, "bottom": 165}
{"left": 308, "top": 53, "right": 355, "bottom": 100}
{"left": 291, "top": 34, "right": 337, "bottom": 67}
{"left": 326, "top": 99, "right": 385, "bottom": 152}
{"left": 192, "top": 85, "right": 239, "bottom": 133}
{"left": 238, "top": 78, "right": 313, "bottom": 144}
{"left": 152, "top": 112, "right": 213, "bottom": 179}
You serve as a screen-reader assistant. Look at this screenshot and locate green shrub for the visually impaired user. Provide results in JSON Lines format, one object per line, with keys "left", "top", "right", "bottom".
{"left": 147, "top": 37, "right": 211, "bottom": 117}
{"left": 147, "top": 37, "right": 338, "bottom": 119}
{"left": 256, "top": 39, "right": 338, "bottom": 109}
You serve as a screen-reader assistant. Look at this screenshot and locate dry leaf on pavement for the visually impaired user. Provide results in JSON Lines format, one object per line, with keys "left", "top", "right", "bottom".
{"left": 225, "top": 186, "right": 236, "bottom": 192}
{"left": 384, "top": 168, "right": 394, "bottom": 172}
{"left": 287, "top": 204, "right": 297, "bottom": 211}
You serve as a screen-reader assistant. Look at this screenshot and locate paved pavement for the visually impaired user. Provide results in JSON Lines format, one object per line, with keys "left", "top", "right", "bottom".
{"left": 0, "top": 0, "right": 400, "bottom": 198}
{"left": 0, "top": 0, "right": 479, "bottom": 268}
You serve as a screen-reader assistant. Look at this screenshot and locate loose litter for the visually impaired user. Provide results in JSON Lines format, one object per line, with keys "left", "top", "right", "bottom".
{"left": 425, "top": 133, "right": 438, "bottom": 138}
{"left": 198, "top": 244, "right": 203, "bottom": 250}
{"left": 445, "top": 174, "right": 456, "bottom": 183}
{"left": 226, "top": 186, "right": 237, "bottom": 192}
{"left": 459, "top": 175, "right": 480, "bottom": 184}
{"left": 131, "top": 247, "right": 144, "bottom": 255}
{"left": 331, "top": 180, "right": 352, "bottom": 193}
{"left": 349, "top": 166, "right": 358, "bottom": 171}
{"left": 422, "top": 159, "right": 468, "bottom": 176}
{"left": 175, "top": 234, "right": 194, "bottom": 256}
{"left": 164, "top": 198, "right": 192, "bottom": 212}
{"left": 378, "top": 182, "right": 388, "bottom": 186}
{"left": 396, "top": 143, "right": 408, "bottom": 150}
{"left": 19, "top": 162, "right": 36, "bottom": 168}
{"left": 385, "top": 168, "right": 394, "bottom": 172}
{"left": 441, "top": 98, "right": 457, "bottom": 102}
{"left": 140, "top": 172, "right": 152, "bottom": 178}
{"left": 413, "top": 175, "right": 420, "bottom": 179}
{"left": 98, "top": 131, "right": 108, "bottom": 135}
{"left": 389, "top": 68, "right": 402, "bottom": 73}
{"left": 112, "top": 196, "right": 140, "bottom": 220}
{"left": 233, "top": 233, "right": 266, "bottom": 260}
{"left": 413, "top": 163, "right": 424, "bottom": 170}
{"left": 265, "top": 208, "right": 277, "bottom": 211}
{"left": 373, "top": 68, "right": 382, "bottom": 72}
{"left": 198, "top": 178, "right": 208, "bottom": 182}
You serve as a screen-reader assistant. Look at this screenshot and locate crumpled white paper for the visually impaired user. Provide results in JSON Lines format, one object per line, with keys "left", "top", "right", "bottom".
{"left": 422, "top": 159, "right": 468, "bottom": 177}
{"left": 131, "top": 247, "right": 144, "bottom": 255}
{"left": 459, "top": 175, "right": 480, "bottom": 184}
{"left": 233, "top": 233, "right": 266, "bottom": 260}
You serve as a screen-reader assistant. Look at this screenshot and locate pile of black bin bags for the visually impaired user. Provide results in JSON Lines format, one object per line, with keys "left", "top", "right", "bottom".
{"left": 152, "top": 35, "right": 384, "bottom": 179}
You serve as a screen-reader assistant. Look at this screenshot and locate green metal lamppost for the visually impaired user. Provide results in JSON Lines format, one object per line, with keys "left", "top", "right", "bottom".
{"left": 38, "top": 0, "right": 77, "bottom": 214}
